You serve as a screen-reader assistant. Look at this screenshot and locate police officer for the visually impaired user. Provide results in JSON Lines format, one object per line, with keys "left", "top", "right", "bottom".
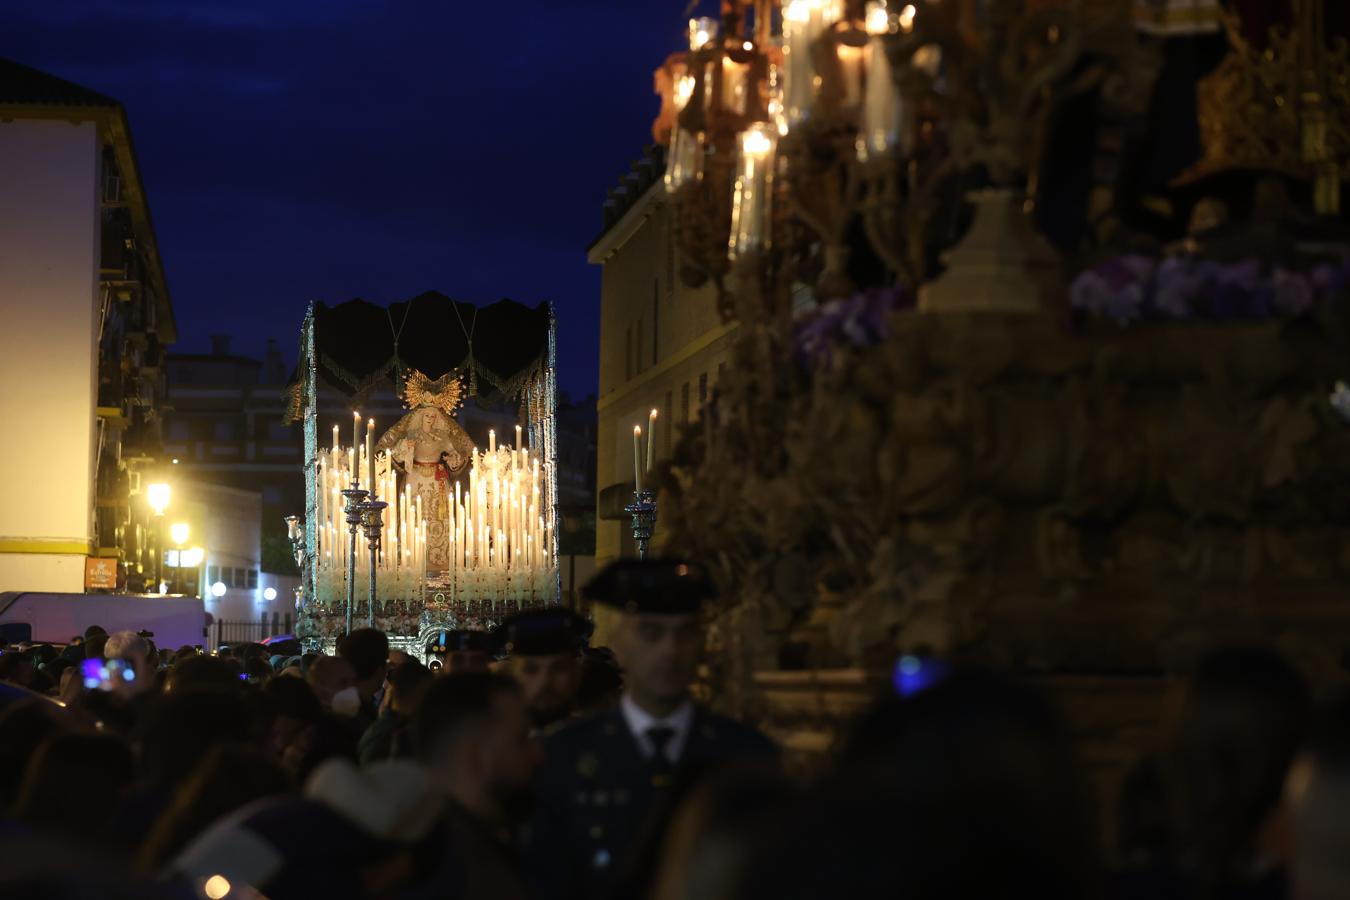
{"left": 525, "top": 558, "right": 776, "bottom": 900}
{"left": 494, "top": 607, "right": 592, "bottom": 731}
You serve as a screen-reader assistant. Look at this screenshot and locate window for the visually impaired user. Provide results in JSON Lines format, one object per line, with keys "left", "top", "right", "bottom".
{"left": 681, "top": 383, "right": 690, "bottom": 425}
{"left": 207, "top": 565, "right": 219, "bottom": 585}
{"left": 267, "top": 422, "right": 291, "bottom": 441}
{"left": 262, "top": 485, "right": 282, "bottom": 505}
{"left": 214, "top": 420, "right": 237, "bottom": 441}
{"left": 168, "top": 420, "right": 190, "bottom": 440}
{"left": 246, "top": 568, "right": 258, "bottom": 589}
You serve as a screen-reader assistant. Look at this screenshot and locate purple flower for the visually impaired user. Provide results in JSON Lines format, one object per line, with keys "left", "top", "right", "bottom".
{"left": 1153, "top": 257, "right": 1216, "bottom": 318}
{"left": 1272, "top": 267, "right": 1314, "bottom": 316}
{"left": 1071, "top": 255, "right": 1154, "bottom": 323}
{"left": 1205, "top": 259, "right": 1269, "bottom": 319}
{"left": 793, "top": 286, "right": 907, "bottom": 367}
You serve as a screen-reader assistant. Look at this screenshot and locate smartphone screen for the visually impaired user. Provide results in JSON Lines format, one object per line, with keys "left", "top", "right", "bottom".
{"left": 81, "top": 658, "right": 137, "bottom": 691}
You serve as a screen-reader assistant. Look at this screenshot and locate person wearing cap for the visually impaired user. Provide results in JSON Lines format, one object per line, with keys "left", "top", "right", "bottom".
{"left": 494, "top": 607, "right": 592, "bottom": 731}
{"left": 525, "top": 558, "right": 776, "bottom": 900}
{"left": 427, "top": 629, "right": 494, "bottom": 673}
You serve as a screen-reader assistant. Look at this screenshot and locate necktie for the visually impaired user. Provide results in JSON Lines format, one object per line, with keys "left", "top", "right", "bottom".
{"left": 646, "top": 725, "right": 676, "bottom": 775}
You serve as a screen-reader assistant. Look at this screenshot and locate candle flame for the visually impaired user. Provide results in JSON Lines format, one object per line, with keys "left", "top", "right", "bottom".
{"left": 866, "top": 2, "right": 893, "bottom": 35}
{"left": 634, "top": 425, "right": 642, "bottom": 436}
{"left": 899, "top": 3, "right": 916, "bottom": 32}
{"left": 742, "top": 127, "right": 774, "bottom": 157}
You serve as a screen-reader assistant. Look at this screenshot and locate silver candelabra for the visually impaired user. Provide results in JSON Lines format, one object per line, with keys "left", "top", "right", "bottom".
{"left": 340, "top": 484, "right": 369, "bottom": 636}
{"left": 624, "top": 489, "right": 658, "bottom": 559}
{"left": 359, "top": 499, "right": 387, "bottom": 627}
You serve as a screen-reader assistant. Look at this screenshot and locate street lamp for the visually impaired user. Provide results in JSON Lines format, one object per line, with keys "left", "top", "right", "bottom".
{"left": 147, "top": 482, "right": 171, "bottom": 595}
{"left": 170, "top": 523, "right": 190, "bottom": 594}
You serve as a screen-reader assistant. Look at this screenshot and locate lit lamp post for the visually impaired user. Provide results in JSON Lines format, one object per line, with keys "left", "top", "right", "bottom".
{"left": 147, "top": 482, "right": 171, "bottom": 594}
{"left": 169, "top": 522, "right": 190, "bottom": 594}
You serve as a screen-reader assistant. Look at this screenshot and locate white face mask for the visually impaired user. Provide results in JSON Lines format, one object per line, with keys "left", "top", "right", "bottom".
{"left": 331, "top": 685, "right": 361, "bottom": 718}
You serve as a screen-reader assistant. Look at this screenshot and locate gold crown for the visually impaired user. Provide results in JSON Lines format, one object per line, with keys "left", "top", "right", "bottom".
{"left": 401, "top": 370, "right": 464, "bottom": 417}
{"left": 1176, "top": 2, "right": 1349, "bottom": 188}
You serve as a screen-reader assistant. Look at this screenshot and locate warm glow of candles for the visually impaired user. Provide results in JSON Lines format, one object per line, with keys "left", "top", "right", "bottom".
{"left": 351, "top": 411, "right": 361, "bottom": 478}
{"left": 633, "top": 425, "right": 643, "bottom": 493}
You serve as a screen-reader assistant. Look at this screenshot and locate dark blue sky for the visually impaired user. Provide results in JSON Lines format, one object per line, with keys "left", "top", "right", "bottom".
{"left": 2, "top": 0, "right": 717, "bottom": 399}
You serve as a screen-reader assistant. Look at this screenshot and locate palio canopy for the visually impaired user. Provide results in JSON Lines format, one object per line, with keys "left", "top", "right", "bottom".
{"left": 293, "top": 292, "right": 552, "bottom": 410}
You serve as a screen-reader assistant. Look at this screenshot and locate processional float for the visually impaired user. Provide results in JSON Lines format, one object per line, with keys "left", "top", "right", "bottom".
{"left": 283, "top": 293, "right": 560, "bottom": 651}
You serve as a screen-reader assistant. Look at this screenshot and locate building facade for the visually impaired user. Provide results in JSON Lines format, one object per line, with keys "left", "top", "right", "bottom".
{"left": 588, "top": 146, "right": 735, "bottom": 566}
{"left": 0, "top": 58, "right": 175, "bottom": 593}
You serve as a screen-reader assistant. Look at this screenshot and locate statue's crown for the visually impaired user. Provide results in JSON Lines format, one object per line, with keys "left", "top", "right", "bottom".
{"left": 401, "top": 369, "right": 464, "bottom": 417}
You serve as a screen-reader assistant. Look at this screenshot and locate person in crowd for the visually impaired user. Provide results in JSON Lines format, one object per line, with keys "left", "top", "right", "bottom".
{"left": 1165, "top": 645, "right": 1311, "bottom": 900}
{"left": 0, "top": 700, "right": 71, "bottom": 810}
{"left": 359, "top": 657, "right": 432, "bottom": 764}
{"left": 493, "top": 607, "right": 591, "bottom": 731}
{"left": 337, "top": 628, "right": 388, "bottom": 729}
{"left": 308, "top": 654, "right": 360, "bottom": 716}
{"left": 648, "top": 764, "right": 801, "bottom": 900}
{"left": 163, "top": 757, "right": 445, "bottom": 898}
{"left": 1286, "top": 690, "right": 1350, "bottom": 900}
{"left": 738, "top": 666, "right": 1100, "bottom": 900}
{"left": 428, "top": 629, "right": 495, "bottom": 673}
{"left": 13, "top": 733, "right": 136, "bottom": 848}
{"left": 138, "top": 744, "right": 290, "bottom": 872}
{"left": 527, "top": 558, "right": 776, "bottom": 900}
{"left": 165, "top": 653, "right": 245, "bottom": 694}
{"left": 575, "top": 646, "right": 624, "bottom": 715}
{"left": 0, "top": 651, "right": 37, "bottom": 690}
{"left": 111, "top": 687, "right": 258, "bottom": 848}
{"left": 409, "top": 671, "right": 542, "bottom": 900}
{"left": 104, "top": 630, "right": 157, "bottom": 698}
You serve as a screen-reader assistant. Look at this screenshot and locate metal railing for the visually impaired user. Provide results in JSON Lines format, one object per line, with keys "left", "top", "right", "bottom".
{"left": 214, "top": 613, "right": 293, "bottom": 648}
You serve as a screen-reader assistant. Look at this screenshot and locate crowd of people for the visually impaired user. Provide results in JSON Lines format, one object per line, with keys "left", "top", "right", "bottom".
{"left": 0, "top": 557, "right": 1345, "bottom": 899}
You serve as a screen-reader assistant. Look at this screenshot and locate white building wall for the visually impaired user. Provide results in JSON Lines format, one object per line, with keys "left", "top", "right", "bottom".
{"left": 0, "top": 119, "right": 100, "bottom": 592}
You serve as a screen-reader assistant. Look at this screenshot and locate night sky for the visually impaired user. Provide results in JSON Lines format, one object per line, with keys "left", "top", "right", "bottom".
{"left": 2, "top": 0, "right": 717, "bottom": 400}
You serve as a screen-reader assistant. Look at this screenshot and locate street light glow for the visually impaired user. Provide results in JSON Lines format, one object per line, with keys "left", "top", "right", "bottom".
{"left": 263, "top": 587, "right": 277, "bottom": 601}
{"left": 170, "top": 522, "right": 190, "bottom": 545}
{"left": 180, "top": 546, "right": 204, "bottom": 568}
{"left": 147, "top": 482, "right": 171, "bottom": 514}
{"left": 211, "top": 581, "right": 226, "bottom": 598}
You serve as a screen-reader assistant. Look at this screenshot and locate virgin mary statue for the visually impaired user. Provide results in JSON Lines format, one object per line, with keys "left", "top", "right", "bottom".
{"left": 375, "top": 371, "right": 475, "bottom": 574}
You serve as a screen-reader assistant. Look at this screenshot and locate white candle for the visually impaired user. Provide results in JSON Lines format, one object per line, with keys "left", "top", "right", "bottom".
{"left": 366, "top": 419, "right": 375, "bottom": 490}
{"left": 730, "top": 125, "right": 776, "bottom": 259}
{"left": 332, "top": 424, "right": 339, "bottom": 453}
{"left": 489, "top": 428, "right": 496, "bottom": 454}
{"left": 647, "top": 409, "right": 658, "bottom": 473}
{"left": 633, "top": 425, "right": 643, "bottom": 493}
{"left": 351, "top": 411, "right": 361, "bottom": 476}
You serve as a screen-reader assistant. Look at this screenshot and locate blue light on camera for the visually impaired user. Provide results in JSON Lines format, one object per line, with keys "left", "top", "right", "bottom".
{"left": 892, "top": 655, "right": 950, "bottom": 698}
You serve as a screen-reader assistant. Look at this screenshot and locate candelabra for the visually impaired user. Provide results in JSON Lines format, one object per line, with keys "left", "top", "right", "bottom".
{"left": 359, "top": 499, "right": 388, "bottom": 627}
{"left": 624, "top": 490, "right": 658, "bottom": 559}
{"left": 340, "top": 485, "right": 369, "bottom": 636}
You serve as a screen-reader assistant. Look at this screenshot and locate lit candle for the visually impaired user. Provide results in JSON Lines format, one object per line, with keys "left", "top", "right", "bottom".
{"left": 332, "top": 424, "right": 339, "bottom": 453}
{"left": 858, "top": 2, "right": 903, "bottom": 161}
{"left": 351, "top": 411, "right": 361, "bottom": 478}
{"left": 366, "top": 419, "right": 375, "bottom": 489}
{"left": 515, "top": 424, "right": 522, "bottom": 452}
{"left": 489, "top": 428, "right": 496, "bottom": 454}
{"left": 647, "top": 409, "right": 658, "bottom": 473}
{"left": 633, "top": 425, "right": 643, "bottom": 493}
{"left": 837, "top": 43, "right": 865, "bottom": 108}
{"left": 730, "top": 124, "right": 776, "bottom": 259}
{"left": 782, "top": 0, "right": 843, "bottom": 127}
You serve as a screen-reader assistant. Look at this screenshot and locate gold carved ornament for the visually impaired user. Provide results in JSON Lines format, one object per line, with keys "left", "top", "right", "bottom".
{"left": 401, "top": 370, "right": 466, "bottom": 417}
